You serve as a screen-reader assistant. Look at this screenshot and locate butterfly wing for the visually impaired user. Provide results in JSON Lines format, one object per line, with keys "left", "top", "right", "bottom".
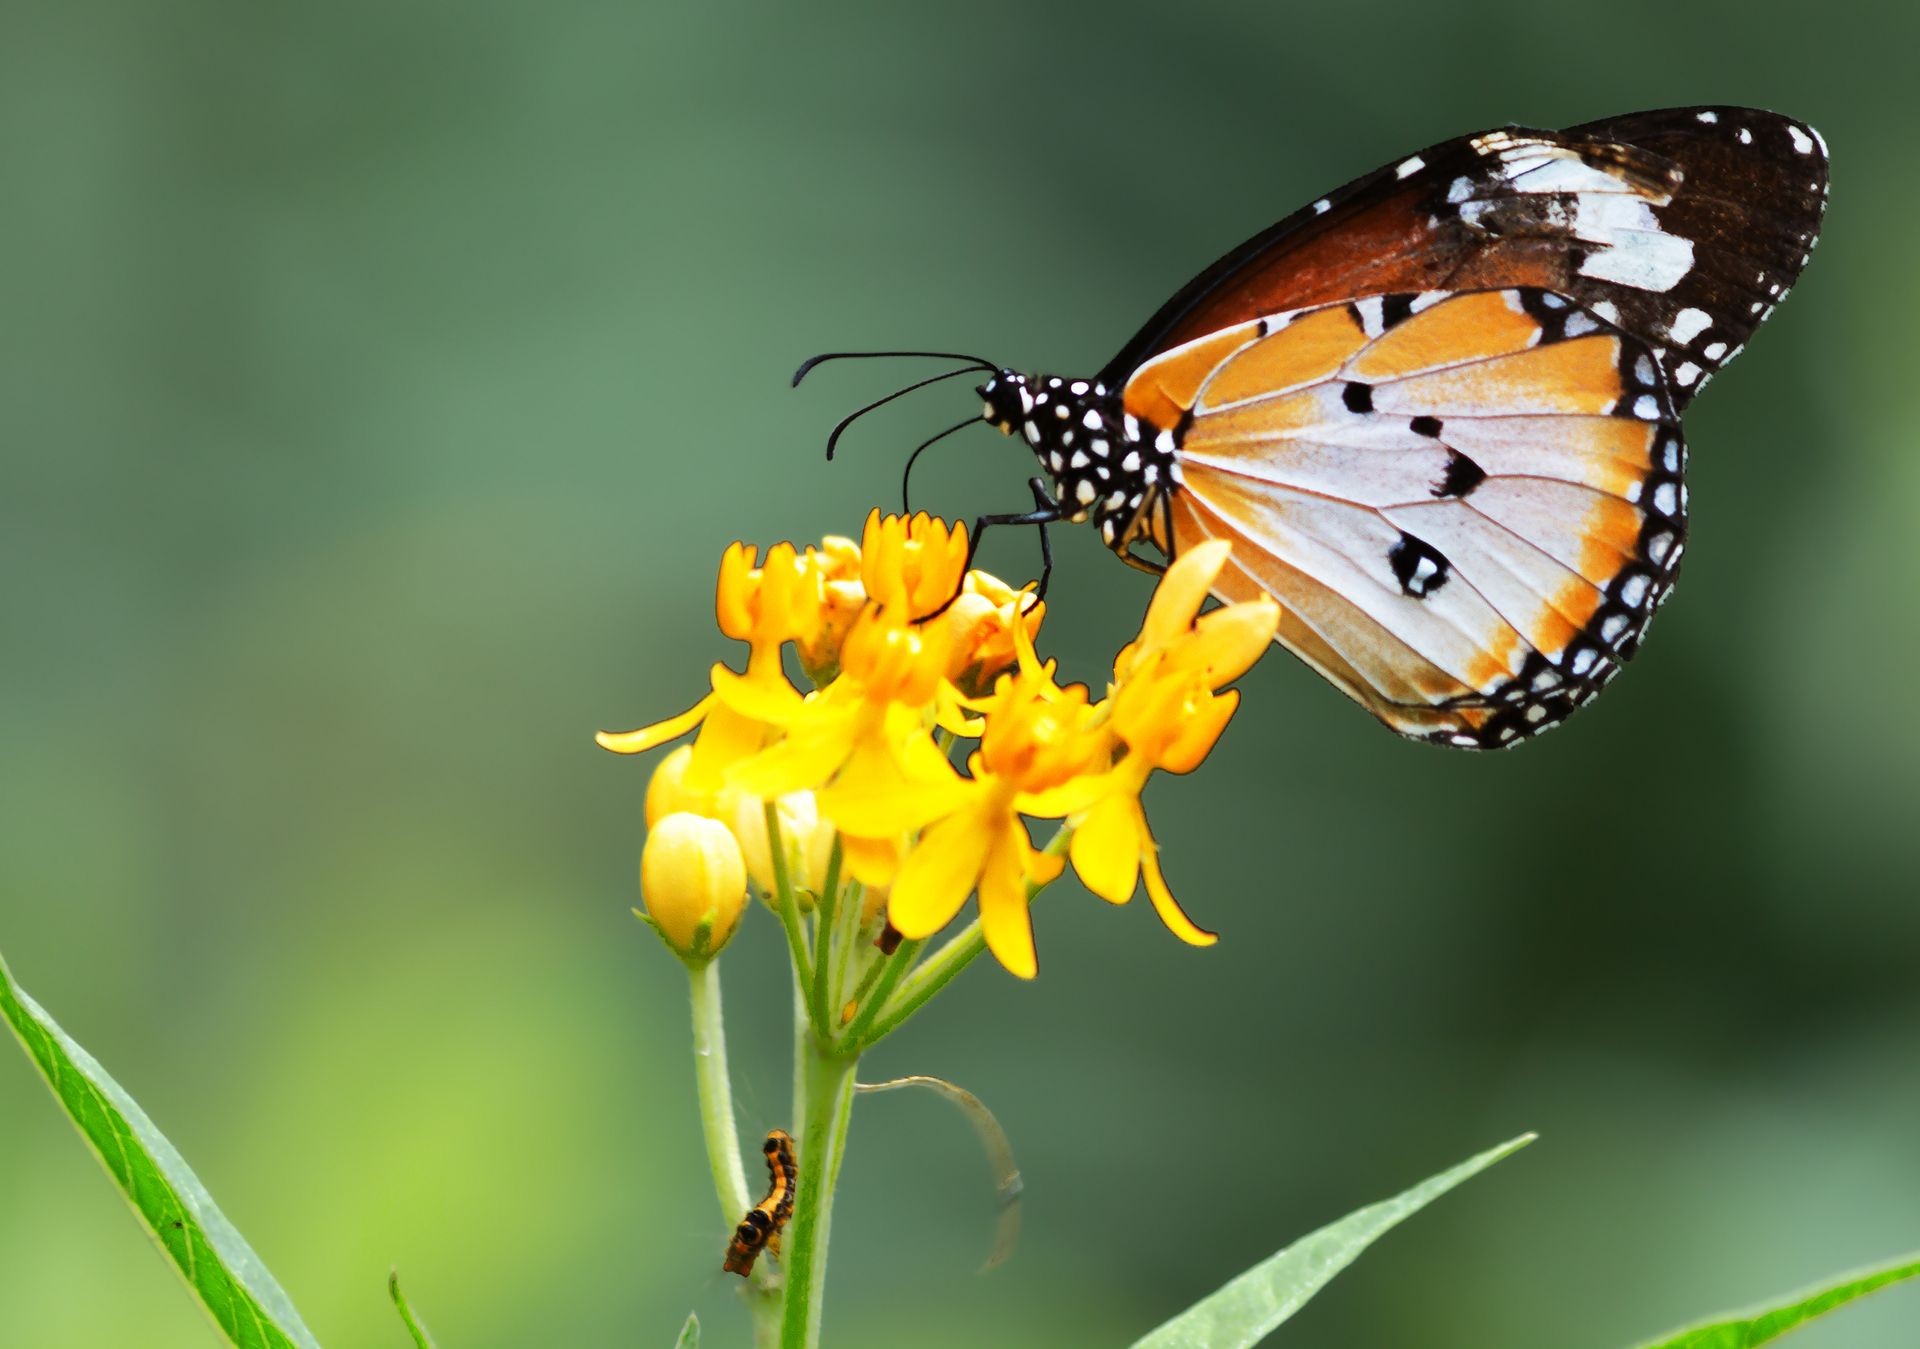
{"left": 1148, "top": 288, "right": 1684, "bottom": 748}
{"left": 1105, "top": 107, "right": 1828, "bottom": 411}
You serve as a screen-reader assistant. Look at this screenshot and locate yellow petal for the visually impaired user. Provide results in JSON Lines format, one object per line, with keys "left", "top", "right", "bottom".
{"left": 840, "top": 833, "right": 900, "bottom": 888}
{"left": 595, "top": 692, "right": 715, "bottom": 754}
{"left": 1018, "top": 766, "right": 1121, "bottom": 819}
{"left": 709, "top": 661, "right": 804, "bottom": 724}
{"left": 714, "top": 542, "right": 758, "bottom": 641}
{"left": 1141, "top": 538, "right": 1232, "bottom": 650}
{"left": 888, "top": 808, "right": 993, "bottom": 940}
{"left": 817, "top": 736, "right": 970, "bottom": 838}
{"left": 685, "top": 701, "right": 771, "bottom": 792}
{"left": 1069, "top": 795, "right": 1141, "bottom": 904}
{"left": 1177, "top": 597, "right": 1281, "bottom": 687}
{"left": 727, "top": 723, "right": 851, "bottom": 798}
{"left": 977, "top": 822, "right": 1039, "bottom": 979}
{"left": 1159, "top": 689, "right": 1238, "bottom": 775}
{"left": 1140, "top": 825, "right": 1218, "bottom": 948}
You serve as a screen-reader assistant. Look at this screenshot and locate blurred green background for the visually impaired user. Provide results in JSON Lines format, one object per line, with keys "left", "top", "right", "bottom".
{"left": 3, "top": 2, "right": 1915, "bottom": 1346}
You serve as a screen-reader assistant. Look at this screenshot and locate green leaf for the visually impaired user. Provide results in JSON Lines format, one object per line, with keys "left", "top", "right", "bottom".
{"left": 389, "top": 1269, "right": 439, "bottom": 1348}
{"left": 1130, "top": 1133, "right": 1534, "bottom": 1349}
{"left": 1630, "top": 1251, "right": 1920, "bottom": 1349}
{"left": 0, "top": 948, "right": 321, "bottom": 1349}
{"left": 673, "top": 1312, "right": 700, "bottom": 1348}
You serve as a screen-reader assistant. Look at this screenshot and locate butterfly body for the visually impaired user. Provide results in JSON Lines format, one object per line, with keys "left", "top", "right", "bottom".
{"left": 967, "top": 107, "right": 1826, "bottom": 749}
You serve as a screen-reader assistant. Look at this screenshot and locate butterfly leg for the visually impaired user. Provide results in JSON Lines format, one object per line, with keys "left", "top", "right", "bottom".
{"left": 917, "top": 478, "right": 1063, "bottom": 622}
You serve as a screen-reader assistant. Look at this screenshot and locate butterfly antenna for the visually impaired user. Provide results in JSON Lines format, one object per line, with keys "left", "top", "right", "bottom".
{"left": 901, "top": 416, "right": 981, "bottom": 513}
{"left": 819, "top": 365, "right": 994, "bottom": 462}
{"left": 791, "top": 349, "right": 998, "bottom": 388}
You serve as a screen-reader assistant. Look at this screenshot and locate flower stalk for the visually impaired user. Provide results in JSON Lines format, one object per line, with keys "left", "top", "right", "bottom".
{"left": 779, "top": 1039, "right": 860, "bottom": 1349}
{"left": 685, "top": 959, "right": 782, "bottom": 1344}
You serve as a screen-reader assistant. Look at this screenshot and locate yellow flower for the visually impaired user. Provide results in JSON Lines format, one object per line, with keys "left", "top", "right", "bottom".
{"left": 859, "top": 509, "right": 969, "bottom": 616}
{"left": 641, "top": 812, "right": 749, "bottom": 961}
{"left": 795, "top": 535, "right": 866, "bottom": 684}
{"left": 726, "top": 605, "right": 968, "bottom": 864}
{"left": 601, "top": 513, "right": 1279, "bottom": 990}
{"left": 944, "top": 571, "right": 1044, "bottom": 696}
{"left": 888, "top": 667, "right": 1104, "bottom": 979}
{"left": 1112, "top": 538, "right": 1277, "bottom": 692}
{"left": 596, "top": 541, "right": 811, "bottom": 790}
{"left": 1059, "top": 539, "right": 1280, "bottom": 948}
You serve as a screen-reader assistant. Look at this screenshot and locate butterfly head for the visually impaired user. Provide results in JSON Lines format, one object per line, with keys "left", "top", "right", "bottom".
{"left": 977, "top": 370, "right": 1026, "bottom": 434}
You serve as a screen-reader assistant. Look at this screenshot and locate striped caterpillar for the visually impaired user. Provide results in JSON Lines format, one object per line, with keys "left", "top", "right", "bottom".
{"left": 722, "top": 1129, "right": 796, "bottom": 1277}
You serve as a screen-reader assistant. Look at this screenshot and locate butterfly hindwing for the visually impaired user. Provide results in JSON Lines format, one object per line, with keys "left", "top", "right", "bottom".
{"left": 1153, "top": 288, "right": 1685, "bottom": 748}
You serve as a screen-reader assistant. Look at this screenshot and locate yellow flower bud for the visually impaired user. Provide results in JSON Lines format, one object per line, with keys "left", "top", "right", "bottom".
{"left": 641, "top": 812, "right": 748, "bottom": 961}
{"left": 725, "top": 789, "right": 836, "bottom": 904}
{"left": 645, "top": 744, "right": 719, "bottom": 826}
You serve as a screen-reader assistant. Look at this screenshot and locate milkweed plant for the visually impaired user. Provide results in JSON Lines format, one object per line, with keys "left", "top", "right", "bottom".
{"left": 2, "top": 509, "right": 1916, "bottom": 1348}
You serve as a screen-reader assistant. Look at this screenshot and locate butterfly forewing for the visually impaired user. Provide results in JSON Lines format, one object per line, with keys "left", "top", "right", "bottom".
{"left": 1154, "top": 288, "right": 1685, "bottom": 748}
{"left": 1106, "top": 107, "right": 1828, "bottom": 411}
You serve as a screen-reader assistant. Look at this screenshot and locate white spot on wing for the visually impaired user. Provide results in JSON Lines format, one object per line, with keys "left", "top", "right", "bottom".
{"left": 1668, "top": 307, "right": 1712, "bottom": 344}
{"left": 1395, "top": 155, "right": 1425, "bottom": 179}
{"left": 1578, "top": 228, "right": 1695, "bottom": 293}
{"left": 1354, "top": 295, "right": 1385, "bottom": 337}
{"left": 1788, "top": 124, "right": 1814, "bottom": 154}
{"left": 1696, "top": 111, "right": 1719, "bottom": 124}
{"left": 1311, "top": 198, "right": 1331, "bottom": 215}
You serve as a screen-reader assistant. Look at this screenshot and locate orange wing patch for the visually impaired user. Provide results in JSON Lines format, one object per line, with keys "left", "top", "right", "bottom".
{"left": 1153, "top": 287, "right": 1687, "bottom": 749}
{"left": 1346, "top": 290, "right": 1542, "bottom": 382}
{"left": 1198, "top": 306, "right": 1370, "bottom": 411}
{"left": 1374, "top": 335, "right": 1627, "bottom": 418}
{"left": 1122, "top": 320, "right": 1261, "bottom": 429}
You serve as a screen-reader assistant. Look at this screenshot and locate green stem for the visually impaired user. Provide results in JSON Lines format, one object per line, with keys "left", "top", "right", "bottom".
{"left": 829, "top": 880, "right": 866, "bottom": 1023}
{"left": 838, "top": 936, "right": 922, "bottom": 1048}
{"left": 779, "top": 1041, "right": 859, "bottom": 1349}
{"left": 854, "top": 825, "right": 1076, "bottom": 1048}
{"left": 838, "top": 933, "right": 891, "bottom": 1024}
{"left": 806, "top": 839, "right": 842, "bottom": 1033}
{"left": 686, "top": 960, "right": 784, "bottom": 1341}
{"left": 765, "top": 802, "right": 815, "bottom": 1014}
{"left": 855, "top": 922, "right": 986, "bottom": 1047}
{"left": 686, "top": 960, "right": 751, "bottom": 1222}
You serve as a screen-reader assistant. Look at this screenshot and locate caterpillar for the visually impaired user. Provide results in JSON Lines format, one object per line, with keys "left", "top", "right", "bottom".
{"left": 722, "top": 1129, "right": 796, "bottom": 1277}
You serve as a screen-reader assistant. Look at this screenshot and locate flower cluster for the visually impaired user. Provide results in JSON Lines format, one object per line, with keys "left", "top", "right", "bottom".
{"left": 602, "top": 511, "right": 1279, "bottom": 980}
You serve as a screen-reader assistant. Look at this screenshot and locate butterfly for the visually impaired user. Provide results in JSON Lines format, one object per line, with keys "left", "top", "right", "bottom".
{"left": 799, "top": 108, "right": 1829, "bottom": 748}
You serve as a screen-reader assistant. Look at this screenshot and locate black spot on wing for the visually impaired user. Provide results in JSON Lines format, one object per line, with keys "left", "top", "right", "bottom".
{"left": 1343, "top": 381, "right": 1373, "bottom": 413}
{"left": 1387, "top": 532, "right": 1450, "bottom": 598}
{"left": 1432, "top": 450, "right": 1486, "bottom": 499}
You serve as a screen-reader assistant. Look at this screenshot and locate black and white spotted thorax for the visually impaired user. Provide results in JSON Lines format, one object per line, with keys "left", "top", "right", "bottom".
{"left": 978, "top": 371, "right": 1182, "bottom": 549}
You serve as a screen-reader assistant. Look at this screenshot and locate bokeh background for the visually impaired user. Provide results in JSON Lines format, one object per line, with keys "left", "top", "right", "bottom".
{"left": 3, "top": 2, "right": 1916, "bottom": 1346}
